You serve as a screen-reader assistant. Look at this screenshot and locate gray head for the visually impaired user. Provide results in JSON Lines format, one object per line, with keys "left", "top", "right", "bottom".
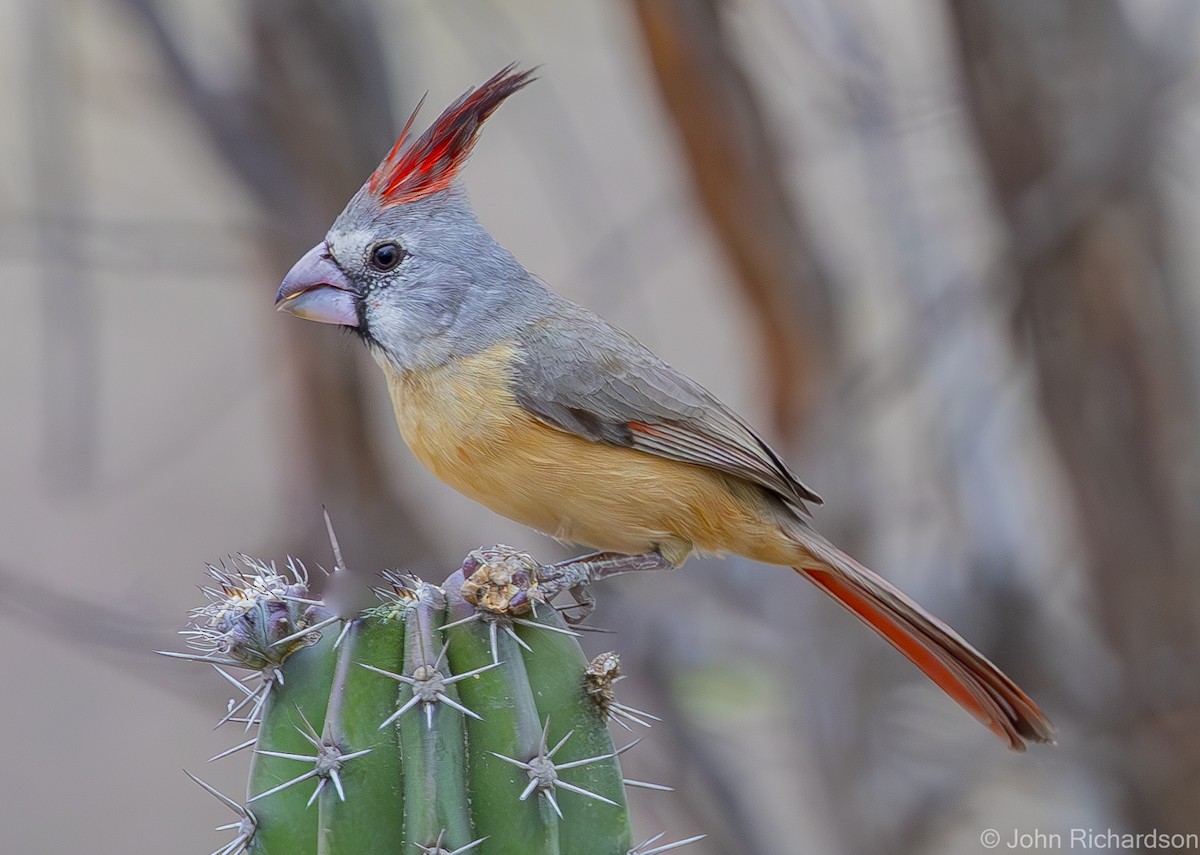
{"left": 275, "top": 66, "right": 549, "bottom": 372}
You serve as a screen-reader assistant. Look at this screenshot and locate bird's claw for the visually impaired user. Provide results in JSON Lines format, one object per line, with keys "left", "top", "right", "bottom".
{"left": 562, "top": 584, "right": 596, "bottom": 625}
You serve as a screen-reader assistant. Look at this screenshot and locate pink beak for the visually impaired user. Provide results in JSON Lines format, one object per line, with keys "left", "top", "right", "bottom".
{"left": 275, "top": 243, "right": 360, "bottom": 327}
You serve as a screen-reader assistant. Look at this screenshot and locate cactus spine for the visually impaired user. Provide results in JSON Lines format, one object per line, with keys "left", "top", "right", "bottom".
{"left": 168, "top": 536, "right": 704, "bottom": 855}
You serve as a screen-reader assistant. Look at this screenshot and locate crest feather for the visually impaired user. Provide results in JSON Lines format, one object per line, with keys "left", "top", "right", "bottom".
{"left": 367, "top": 64, "right": 535, "bottom": 206}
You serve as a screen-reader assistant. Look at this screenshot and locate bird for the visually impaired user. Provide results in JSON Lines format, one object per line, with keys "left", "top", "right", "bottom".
{"left": 275, "top": 65, "right": 1053, "bottom": 750}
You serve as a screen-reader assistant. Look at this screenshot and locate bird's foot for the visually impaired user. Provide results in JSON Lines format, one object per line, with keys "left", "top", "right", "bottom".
{"left": 536, "top": 551, "right": 675, "bottom": 623}
{"left": 560, "top": 584, "right": 596, "bottom": 625}
{"left": 456, "top": 546, "right": 675, "bottom": 626}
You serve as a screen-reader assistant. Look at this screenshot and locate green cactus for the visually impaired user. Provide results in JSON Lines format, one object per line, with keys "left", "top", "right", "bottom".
{"left": 167, "top": 530, "right": 704, "bottom": 855}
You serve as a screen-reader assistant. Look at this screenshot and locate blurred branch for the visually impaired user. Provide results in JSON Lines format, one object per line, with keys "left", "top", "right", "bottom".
{"left": 28, "top": 0, "right": 98, "bottom": 492}
{"left": 747, "top": 6, "right": 1060, "bottom": 852}
{"left": 0, "top": 563, "right": 212, "bottom": 704}
{"left": 117, "top": 0, "right": 388, "bottom": 231}
{"left": 117, "top": 0, "right": 440, "bottom": 575}
{"left": 0, "top": 211, "right": 262, "bottom": 277}
{"left": 949, "top": 0, "right": 1200, "bottom": 833}
{"left": 630, "top": 0, "right": 837, "bottom": 437}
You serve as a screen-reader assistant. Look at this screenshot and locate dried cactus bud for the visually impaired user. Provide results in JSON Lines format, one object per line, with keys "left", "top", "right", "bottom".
{"left": 178, "top": 557, "right": 325, "bottom": 672}
{"left": 584, "top": 652, "right": 622, "bottom": 716}
{"left": 460, "top": 545, "right": 543, "bottom": 615}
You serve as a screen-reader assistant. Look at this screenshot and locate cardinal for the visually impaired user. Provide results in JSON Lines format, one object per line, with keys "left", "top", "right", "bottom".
{"left": 276, "top": 66, "right": 1053, "bottom": 750}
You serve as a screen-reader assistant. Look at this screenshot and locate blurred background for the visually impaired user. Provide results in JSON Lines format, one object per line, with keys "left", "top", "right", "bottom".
{"left": 3, "top": 0, "right": 1200, "bottom": 852}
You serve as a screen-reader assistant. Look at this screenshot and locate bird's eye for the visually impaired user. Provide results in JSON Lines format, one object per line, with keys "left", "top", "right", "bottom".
{"left": 369, "top": 242, "right": 405, "bottom": 272}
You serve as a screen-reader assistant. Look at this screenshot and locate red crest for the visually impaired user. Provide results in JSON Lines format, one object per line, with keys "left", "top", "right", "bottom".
{"left": 367, "top": 65, "right": 535, "bottom": 206}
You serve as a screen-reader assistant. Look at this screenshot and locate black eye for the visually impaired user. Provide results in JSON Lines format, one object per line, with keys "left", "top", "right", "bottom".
{"left": 369, "top": 242, "right": 405, "bottom": 271}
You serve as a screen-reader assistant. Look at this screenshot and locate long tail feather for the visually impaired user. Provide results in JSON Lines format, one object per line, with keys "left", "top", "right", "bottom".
{"left": 793, "top": 537, "right": 1054, "bottom": 750}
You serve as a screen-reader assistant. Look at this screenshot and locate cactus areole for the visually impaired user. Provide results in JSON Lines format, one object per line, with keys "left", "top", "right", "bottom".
{"left": 166, "top": 537, "right": 704, "bottom": 855}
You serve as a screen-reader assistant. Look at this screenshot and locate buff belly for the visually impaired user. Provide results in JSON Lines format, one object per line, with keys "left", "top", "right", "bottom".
{"left": 382, "top": 344, "right": 801, "bottom": 566}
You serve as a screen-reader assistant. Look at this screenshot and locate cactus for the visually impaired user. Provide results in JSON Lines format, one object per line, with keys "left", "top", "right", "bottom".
{"left": 166, "top": 525, "right": 705, "bottom": 855}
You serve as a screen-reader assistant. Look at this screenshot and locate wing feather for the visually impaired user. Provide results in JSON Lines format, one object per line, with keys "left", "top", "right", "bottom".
{"left": 512, "top": 307, "right": 821, "bottom": 513}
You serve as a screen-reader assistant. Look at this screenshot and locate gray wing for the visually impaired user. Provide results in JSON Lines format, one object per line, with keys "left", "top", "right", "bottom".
{"left": 512, "top": 307, "right": 822, "bottom": 514}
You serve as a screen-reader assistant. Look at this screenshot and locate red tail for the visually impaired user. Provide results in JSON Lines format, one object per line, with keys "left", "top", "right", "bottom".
{"left": 794, "top": 538, "right": 1054, "bottom": 750}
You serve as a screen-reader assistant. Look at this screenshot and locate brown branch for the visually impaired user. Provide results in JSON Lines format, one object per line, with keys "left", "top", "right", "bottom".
{"left": 630, "top": 0, "right": 837, "bottom": 437}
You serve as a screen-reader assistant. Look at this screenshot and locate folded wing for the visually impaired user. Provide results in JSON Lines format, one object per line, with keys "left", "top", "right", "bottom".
{"left": 512, "top": 306, "right": 821, "bottom": 514}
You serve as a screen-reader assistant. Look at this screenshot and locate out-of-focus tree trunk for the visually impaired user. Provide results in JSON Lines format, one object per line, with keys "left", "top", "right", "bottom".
{"left": 630, "top": 0, "right": 837, "bottom": 437}
{"left": 120, "top": 0, "right": 440, "bottom": 576}
{"left": 949, "top": 0, "right": 1200, "bottom": 832}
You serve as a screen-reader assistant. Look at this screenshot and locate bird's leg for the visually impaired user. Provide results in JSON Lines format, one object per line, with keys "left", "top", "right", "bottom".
{"left": 549, "top": 550, "right": 676, "bottom": 582}
{"left": 538, "top": 551, "right": 676, "bottom": 624}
